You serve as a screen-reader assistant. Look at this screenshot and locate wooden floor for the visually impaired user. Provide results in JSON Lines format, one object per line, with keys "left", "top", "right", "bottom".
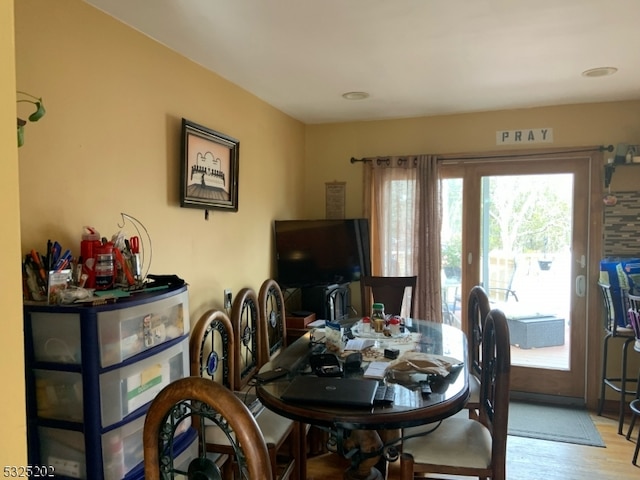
{"left": 306, "top": 411, "right": 640, "bottom": 479}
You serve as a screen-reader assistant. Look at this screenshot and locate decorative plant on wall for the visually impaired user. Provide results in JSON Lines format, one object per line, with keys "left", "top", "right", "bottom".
{"left": 16, "top": 91, "right": 46, "bottom": 147}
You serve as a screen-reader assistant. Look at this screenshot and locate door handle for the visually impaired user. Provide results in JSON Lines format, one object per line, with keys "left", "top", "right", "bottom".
{"left": 576, "top": 275, "right": 586, "bottom": 297}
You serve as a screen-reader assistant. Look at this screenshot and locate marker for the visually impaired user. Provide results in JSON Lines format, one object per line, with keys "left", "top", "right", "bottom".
{"left": 54, "top": 249, "right": 72, "bottom": 272}
{"left": 30, "top": 249, "right": 47, "bottom": 285}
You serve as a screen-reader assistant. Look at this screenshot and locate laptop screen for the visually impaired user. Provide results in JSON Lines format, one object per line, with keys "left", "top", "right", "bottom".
{"left": 281, "top": 376, "right": 379, "bottom": 408}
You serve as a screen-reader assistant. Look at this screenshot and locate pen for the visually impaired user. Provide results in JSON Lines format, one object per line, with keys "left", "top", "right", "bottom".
{"left": 26, "top": 254, "right": 47, "bottom": 295}
{"left": 30, "top": 249, "right": 48, "bottom": 285}
{"left": 46, "top": 240, "right": 52, "bottom": 272}
{"left": 54, "top": 249, "right": 72, "bottom": 272}
{"left": 113, "top": 247, "right": 135, "bottom": 286}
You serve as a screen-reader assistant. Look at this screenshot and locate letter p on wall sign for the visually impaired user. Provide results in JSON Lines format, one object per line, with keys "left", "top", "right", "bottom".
{"left": 496, "top": 128, "right": 553, "bottom": 145}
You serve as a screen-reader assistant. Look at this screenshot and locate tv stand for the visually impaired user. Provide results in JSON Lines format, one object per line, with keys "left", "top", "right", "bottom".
{"left": 301, "top": 283, "right": 351, "bottom": 321}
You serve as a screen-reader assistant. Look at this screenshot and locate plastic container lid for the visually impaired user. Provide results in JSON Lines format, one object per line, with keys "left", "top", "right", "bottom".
{"left": 372, "top": 303, "right": 385, "bottom": 310}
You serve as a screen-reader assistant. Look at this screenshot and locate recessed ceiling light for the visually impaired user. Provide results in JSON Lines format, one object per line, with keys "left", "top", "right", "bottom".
{"left": 581, "top": 67, "right": 618, "bottom": 78}
{"left": 342, "top": 91, "right": 370, "bottom": 100}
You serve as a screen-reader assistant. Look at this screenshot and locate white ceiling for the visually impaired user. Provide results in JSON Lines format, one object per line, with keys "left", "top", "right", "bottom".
{"left": 84, "top": 0, "right": 640, "bottom": 124}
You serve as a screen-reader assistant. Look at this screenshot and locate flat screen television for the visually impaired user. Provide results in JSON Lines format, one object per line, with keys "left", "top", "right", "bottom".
{"left": 274, "top": 219, "right": 371, "bottom": 288}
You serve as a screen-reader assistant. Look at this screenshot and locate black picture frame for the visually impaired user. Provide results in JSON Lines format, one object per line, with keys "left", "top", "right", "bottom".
{"left": 180, "top": 118, "right": 239, "bottom": 211}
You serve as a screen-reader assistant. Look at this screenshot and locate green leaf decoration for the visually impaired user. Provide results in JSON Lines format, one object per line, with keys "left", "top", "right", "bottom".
{"left": 28, "top": 101, "right": 46, "bottom": 122}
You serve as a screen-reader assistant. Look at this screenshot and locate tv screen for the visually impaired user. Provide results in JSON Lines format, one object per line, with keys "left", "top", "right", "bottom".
{"left": 274, "top": 219, "right": 371, "bottom": 288}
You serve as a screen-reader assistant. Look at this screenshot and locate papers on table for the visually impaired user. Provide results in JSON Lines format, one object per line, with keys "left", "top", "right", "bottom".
{"left": 345, "top": 338, "right": 375, "bottom": 351}
{"left": 363, "top": 361, "right": 389, "bottom": 380}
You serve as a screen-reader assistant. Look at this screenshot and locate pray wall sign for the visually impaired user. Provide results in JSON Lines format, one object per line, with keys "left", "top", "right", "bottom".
{"left": 496, "top": 128, "right": 553, "bottom": 145}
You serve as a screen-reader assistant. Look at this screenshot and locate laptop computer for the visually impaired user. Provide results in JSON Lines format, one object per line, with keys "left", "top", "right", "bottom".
{"left": 280, "top": 376, "right": 379, "bottom": 408}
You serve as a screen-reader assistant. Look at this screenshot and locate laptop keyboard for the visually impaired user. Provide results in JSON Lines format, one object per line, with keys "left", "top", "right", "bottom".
{"left": 374, "top": 385, "right": 396, "bottom": 405}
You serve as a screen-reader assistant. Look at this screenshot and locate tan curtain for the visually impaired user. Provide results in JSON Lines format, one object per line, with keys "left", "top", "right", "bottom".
{"left": 363, "top": 155, "right": 442, "bottom": 321}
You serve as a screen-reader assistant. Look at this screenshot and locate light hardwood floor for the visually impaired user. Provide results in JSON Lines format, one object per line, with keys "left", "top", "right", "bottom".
{"left": 306, "top": 411, "right": 640, "bottom": 479}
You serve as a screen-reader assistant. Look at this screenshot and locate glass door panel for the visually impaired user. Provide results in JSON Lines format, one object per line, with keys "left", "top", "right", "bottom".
{"left": 480, "top": 174, "right": 573, "bottom": 371}
{"left": 441, "top": 156, "right": 589, "bottom": 398}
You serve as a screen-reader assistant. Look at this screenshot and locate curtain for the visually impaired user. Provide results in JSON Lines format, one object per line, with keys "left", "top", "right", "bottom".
{"left": 363, "top": 155, "right": 442, "bottom": 321}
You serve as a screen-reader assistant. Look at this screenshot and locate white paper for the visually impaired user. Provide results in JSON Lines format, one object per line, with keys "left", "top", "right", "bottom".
{"left": 363, "top": 361, "right": 389, "bottom": 379}
{"left": 345, "top": 338, "right": 375, "bottom": 351}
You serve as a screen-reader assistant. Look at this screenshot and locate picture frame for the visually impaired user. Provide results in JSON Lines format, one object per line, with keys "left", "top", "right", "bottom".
{"left": 180, "top": 118, "right": 240, "bottom": 211}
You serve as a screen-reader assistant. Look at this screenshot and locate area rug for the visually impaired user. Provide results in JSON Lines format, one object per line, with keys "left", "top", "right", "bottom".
{"left": 508, "top": 401, "right": 605, "bottom": 447}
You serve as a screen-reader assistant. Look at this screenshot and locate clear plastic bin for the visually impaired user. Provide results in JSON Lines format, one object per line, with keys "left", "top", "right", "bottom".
{"left": 39, "top": 416, "right": 191, "bottom": 480}
{"left": 34, "top": 369, "right": 83, "bottom": 422}
{"left": 126, "top": 427, "right": 198, "bottom": 480}
{"left": 31, "top": 313, "right": 82, "bottom": 364}
{"left": 99, "top": 336, "right": 189, "bottom": 427}
{"left": 98, "top": 289, "right": 189, "bottom": 367}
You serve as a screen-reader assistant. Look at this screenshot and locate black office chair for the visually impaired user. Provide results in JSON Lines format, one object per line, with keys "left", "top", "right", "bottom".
{"left": 360, "top": 276, "right": 417, "bottom": 318}
{"left": 596, "top": 282, "right": 637, "bottom": 434}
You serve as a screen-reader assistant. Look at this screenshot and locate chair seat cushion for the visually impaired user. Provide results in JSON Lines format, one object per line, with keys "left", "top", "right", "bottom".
{"left": 403, "top": 417, "right": 492, "bottom": 469}
{"left": 616, "top": 326, "right": 635, "bottom": 336}
{"left": 205, "top": 404, "right": 294, "bottom": 446}
{"left": 467, "top": 374, "right": 480, "bottom": 406}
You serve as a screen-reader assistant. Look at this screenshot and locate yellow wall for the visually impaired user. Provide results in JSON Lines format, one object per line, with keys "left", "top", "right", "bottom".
{"left": 305, "top": 103, "right": 640, "bottom": 407}
{"left": 8, "top": 1, "right": 640, "bottom": 467}
{"left": 15, "top": 0, "right": 306, "bottom": 324}
{"left": 1, "top": 0, "right": 27, "bottom": 466}
{"left": 304, "top": 103, "right": 640, "bottom": 219}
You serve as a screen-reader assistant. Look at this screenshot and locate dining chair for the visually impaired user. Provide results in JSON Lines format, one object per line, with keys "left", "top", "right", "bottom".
{"left": 465, "top": 285, "right": 491, "bottom": 419}
{"left": 400, "top": 307, "right": 511, "bottom": 480}
{"left": 230, "top": 288, "right": 301, "bottom": 480}
{"left": 596, "top": 282, "right": 637, "bottom": 434}
{"left": 231, "top": 288, "right": 263, "bottom": 390}
{"left": 190, "top": 309, "right": 250, "bottom": 478}
{"left": 258, "top": 278, "right": 288, "bottom": 364}
{"left": 143, "top": 377, "right": 273, "bottom": 480}
{"left": 360, "top": 275, "right": 417, "bottom": 318}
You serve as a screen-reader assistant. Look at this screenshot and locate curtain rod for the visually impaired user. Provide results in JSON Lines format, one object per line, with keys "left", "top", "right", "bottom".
{"left": 350, "top": 144, "right": 614, "bottom": 164}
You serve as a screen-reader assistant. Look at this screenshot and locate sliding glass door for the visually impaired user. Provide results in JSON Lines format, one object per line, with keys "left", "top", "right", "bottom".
{"left": 440, "top": 155, "right": 590, "bottom": 398}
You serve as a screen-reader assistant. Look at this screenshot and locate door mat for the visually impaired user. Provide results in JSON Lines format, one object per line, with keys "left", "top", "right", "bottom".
{"left": 508, "top": 401, "right": 605, "bottom": 447}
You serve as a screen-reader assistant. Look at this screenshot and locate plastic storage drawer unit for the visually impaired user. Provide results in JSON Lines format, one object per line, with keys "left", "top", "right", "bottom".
{"left": 99, "top": 335, "right": 189, "bottom": 427}
{"left": 38, "top": 415, "right": 191, "bottom": 480}
{"left": 98, "top": 288, "right": 189, "bottom": 367}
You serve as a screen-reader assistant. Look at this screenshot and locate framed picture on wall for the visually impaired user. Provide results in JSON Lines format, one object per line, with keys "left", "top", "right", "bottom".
{"left": 180, "top": 118, "right": 240, "bottom": 211}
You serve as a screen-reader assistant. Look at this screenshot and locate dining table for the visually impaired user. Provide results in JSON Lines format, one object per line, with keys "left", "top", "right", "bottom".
{"left": 256, "top": 318, "right": 469, "bottom": 480}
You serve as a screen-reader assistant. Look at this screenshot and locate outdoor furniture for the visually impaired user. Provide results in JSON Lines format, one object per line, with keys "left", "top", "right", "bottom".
{"left": 507, "top": 315, "right": 565, "bottom": 349}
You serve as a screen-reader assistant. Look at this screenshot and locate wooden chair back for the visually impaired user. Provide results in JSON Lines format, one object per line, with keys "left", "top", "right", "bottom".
{"left": 258, "top": 279, "right": 288, "bottom": 365}
{"left": 399, "top": 307, "right": 510, "bottom": 480}
{"left": 143, "top": 377, "right": 273, "bottom": 480}
{"left": 189, "top": 309, "right": 235, "bottom": 388}
{"left": 467, "top": 285, "right": 491, "bottom": 379}
{"left": 360, "top": 275, "right": 417, "bottom": 317}
{"left": 231, "top": 287, "right": 262, "bottom": 391}
{"left": 479, "top": 308, "right": 511, "bottom": 479}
